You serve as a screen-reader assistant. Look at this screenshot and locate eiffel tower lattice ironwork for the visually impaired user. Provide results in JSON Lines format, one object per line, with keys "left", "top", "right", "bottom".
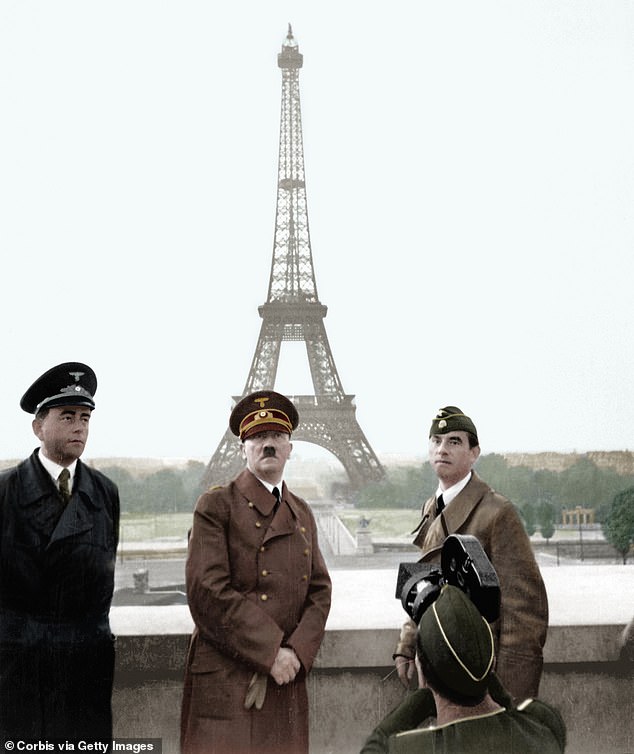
{"left": 203, "top": 26, "right": 385, "bottom": 491}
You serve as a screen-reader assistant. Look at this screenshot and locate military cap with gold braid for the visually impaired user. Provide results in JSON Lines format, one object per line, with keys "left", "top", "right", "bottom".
{"left": 230, "top": 390, "right": 299, "bottom": 441}
{"left": 429, "top": 406, "right": 478, "bottom": 443}
{"left": 418, "top": 584, "right": 494, "bottom": 699}
{"left": 20, "top": 362, "right": 97, "bottom": 415}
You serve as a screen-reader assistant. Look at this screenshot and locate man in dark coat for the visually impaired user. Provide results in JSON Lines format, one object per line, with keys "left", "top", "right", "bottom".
{"left": 394, "top": 407, "right": 548, "bottom": 702}
{"left": 0, "top": 362, "right": 119, "bottom": 743}
{"left": 181, "top": 390, "right": 332, "bottom": 754}
{"left": 363, "top": 585, "right": 565, "bottom": 754}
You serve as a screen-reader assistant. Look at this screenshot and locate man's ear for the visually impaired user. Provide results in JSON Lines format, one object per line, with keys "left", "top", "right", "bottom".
{"left": 32, "top": 418, "right": 43, "bottom": 441}
{"left": 240, "top": 442, "right": 247, "bottom": 459}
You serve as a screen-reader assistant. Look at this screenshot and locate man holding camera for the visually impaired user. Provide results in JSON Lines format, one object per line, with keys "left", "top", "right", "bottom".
{"left": 394, "top": 407, "right": 548, "bottom": 702}
{"left": 364, "top": 585, "right": 565, "bottom": 753}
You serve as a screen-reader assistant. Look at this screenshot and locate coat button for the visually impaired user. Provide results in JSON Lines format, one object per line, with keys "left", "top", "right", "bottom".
{"left": 255, "top": 522, "right": 262, "bottom": 528}
{"left": 260, "top": 546, "right": 265, "bottom": 553}
{"left": 300, "top": 526, "right": 306, "bottom": 533}
{"left": 261, "top": 569, "right": 269, "bottom": 577}
{"left": 260, "top": 594, "right": 268, "bottom": 601}
{"left": 302, "top": 574, "right": 308, "bottom": 581}
{"left": 304, "top": 548, "right": 310, "bottom": 556}
{"left": 248, "top": 502, "right": 254, "bottom": 508}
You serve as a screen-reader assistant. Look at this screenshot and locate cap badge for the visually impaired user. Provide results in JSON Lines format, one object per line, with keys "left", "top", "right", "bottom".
{"left": 438, "top": 419, "right": 447, "bottom": 429}
{"left": 69, "top": 371, "right": 85, "bottom": 382}
{"left": 254, "top": 397, "right": 270, "bottom": 408}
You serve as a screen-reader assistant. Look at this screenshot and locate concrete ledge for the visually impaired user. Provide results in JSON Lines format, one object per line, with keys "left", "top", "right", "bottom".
{"left": 110, "top": 566, "right": 634, "bottom": 753}
{"left": 111, "top": 621, "right": 628, "bottom": 672}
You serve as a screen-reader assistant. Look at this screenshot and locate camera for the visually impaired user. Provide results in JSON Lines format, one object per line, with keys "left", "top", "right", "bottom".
{"left": 395, "top": 534, "right": 500, "bottom": 624}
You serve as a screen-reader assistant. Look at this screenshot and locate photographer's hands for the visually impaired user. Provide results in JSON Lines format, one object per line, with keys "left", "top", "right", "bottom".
{"left": 395, "top": 654, "right": 416, "bottom": 688}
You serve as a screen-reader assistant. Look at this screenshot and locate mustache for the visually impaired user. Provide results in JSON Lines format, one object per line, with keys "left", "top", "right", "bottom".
{"left": 262, "top": 446, "right": 277, "bottom": 457}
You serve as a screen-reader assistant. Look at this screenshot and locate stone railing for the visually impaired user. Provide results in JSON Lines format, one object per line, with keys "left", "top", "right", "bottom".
{"left": 111, "top": 565, "right": 633, "bottom": 754}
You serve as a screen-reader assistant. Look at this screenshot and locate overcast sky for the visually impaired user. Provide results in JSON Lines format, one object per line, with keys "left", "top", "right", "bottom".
{"left": 1, "top": 1, "right": 633, "bottom": 466}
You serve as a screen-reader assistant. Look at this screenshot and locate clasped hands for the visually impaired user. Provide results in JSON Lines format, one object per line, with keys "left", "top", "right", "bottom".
{"left": 245, "top": 647, "right": 300, "bottom": 710}
{"left": 270, "top": 646, "right": 301, "bottom": 685}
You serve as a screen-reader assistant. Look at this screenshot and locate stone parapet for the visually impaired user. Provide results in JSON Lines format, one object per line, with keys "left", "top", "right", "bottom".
{"left": 111, "top": 564, "right": 634, "bottom": 754}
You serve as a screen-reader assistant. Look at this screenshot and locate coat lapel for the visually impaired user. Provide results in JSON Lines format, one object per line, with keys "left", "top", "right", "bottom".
{"left": 18, "top": 451, "right": 67, "bottom": 539}
{"left": 234, "top": 471, "right": 297, "bottom": 543}
{"left": 48, "top": 461, "right": 98, "bottom": 546}
{"left": 263, "top": 482, "right": 297, "bottom": 542}
{"left": 413, "top": 472, "right": 489, "bottom": 557}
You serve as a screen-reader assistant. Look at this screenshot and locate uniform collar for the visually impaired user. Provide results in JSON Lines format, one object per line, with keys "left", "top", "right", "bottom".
{"left": 254, "top": 475, "right": 285, "bottom": 495}
{"left": 436, "top": 471, "right": 472, "bottom": 508}
{"left": 37, "top": 448, "right": 78, "bottom": 489}
{"left": 19, "top": 450, "right": 101, "bottom": 511}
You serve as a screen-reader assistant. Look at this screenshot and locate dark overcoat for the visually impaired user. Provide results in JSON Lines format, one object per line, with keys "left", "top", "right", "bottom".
{"left": 181, "top": 469, "right": 332, "bottom": 754}
{"left": 395, "top": 472, "right": 548, "bottom": 701}
{"left": 0, "top": 450, "right": 119, "bottom": 740}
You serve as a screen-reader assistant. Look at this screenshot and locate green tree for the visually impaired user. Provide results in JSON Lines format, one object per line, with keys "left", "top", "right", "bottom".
{"left": 520, "top": 504, "right": 536, "bottom": 536}
{"left": 538, "top": 501, "right": 556, "bottom": 543}
{"left": 144, "top": 468, "right": 188, "bottom": 513}
{"left": 602, "top": 487, "right": 634, "bottom": 564}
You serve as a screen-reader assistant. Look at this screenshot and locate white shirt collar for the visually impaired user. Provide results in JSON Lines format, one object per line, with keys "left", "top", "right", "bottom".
{"left": 436, "top": 471, "right": 472, "bottom": 507}
{"left": 255, "top": 476, "right": 284, "bottom": 495}
{"left": 37, "top": 448, "right": 78, "bottom": 489}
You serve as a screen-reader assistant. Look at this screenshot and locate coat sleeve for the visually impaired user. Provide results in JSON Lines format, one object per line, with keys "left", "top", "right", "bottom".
{"left": 489, "top": 501, "right": 548, "bottom": 700}
{"left": 285, "top": 505, "right": 332, "bottom": 672}
{"left": 360, "top": 689, "right": 436, "bottom": 754}
{"left": 185, "top": 490, "right": 285, "bottom": 674}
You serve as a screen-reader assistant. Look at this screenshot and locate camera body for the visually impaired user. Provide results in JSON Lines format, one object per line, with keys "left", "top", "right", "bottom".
{"left": 395, "top": 534, "right": 500, "bottom": 624}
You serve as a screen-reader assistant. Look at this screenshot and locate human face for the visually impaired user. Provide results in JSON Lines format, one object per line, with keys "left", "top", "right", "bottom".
{"left": 33, "top": 405, "right": 92, "bottom": 466}
{"left": 428, "top": 431, "right": 480, "bottom": 489}
{"left": 241, "top": 430, "right": 292, "bottom": 485}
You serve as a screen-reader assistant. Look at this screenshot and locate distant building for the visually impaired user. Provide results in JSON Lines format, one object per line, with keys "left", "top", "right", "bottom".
{"left": 562, "top": 506, "right": 595, "bottom": 526}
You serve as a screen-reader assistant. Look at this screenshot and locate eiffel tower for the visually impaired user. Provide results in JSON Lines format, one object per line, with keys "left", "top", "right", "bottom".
{"left": 203, "top": 26, "right": 384, "bottom": 492}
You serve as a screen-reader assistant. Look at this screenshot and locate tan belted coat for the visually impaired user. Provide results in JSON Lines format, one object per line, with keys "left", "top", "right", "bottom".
{"left": 181, "top": 469, "right": 332, "bottom": 754}
{"left": 395, "top": 472, "right": 548, "bottom": 701}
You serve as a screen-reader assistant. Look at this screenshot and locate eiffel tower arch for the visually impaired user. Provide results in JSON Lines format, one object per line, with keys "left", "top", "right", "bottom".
{"left": 203, "top": 26, "right": 385, "bottom": 492}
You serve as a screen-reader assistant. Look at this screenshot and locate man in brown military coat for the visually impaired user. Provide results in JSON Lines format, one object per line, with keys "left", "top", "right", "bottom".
{"left": 393, "top": 407, "right": 548, "bottom": 703}
{"left": 181, "top": 391, "right": 332, "bottom": 754}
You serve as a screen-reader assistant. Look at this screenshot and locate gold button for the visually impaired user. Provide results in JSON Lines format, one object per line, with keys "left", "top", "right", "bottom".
{"left": 302, "top": 574, "right": 308, "bottom": 581}
{"left": 304, "top": 549, "right": 310, "bottom": 556}
{"left": 260, "top": 594, "right": 268, "bottom": 601}
{"left": 261, "top": 570, "right": 269, "bottom": 577}
{"left": 248, "top": 502, "right": 254, "bottom": 508}
{"left": 260, "top": 546, "right": 265, "bottom": 553}
{"left": 300, "top": 526, "right": 306, "bottom": 533}
{"left": 255, "top": 522, "right": 262, "bottom": 528}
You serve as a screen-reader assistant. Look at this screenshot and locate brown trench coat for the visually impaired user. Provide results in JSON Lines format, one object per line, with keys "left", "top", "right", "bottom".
{"left": 181, "top": 469, "right": 332, "bottom": 754}
{"left": 395, "top": 472, "right": 548, "bottom": 701}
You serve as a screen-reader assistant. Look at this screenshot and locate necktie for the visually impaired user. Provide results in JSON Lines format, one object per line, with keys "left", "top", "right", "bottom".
{"left": 436, "top": 494, "right": 445, "bottom": 515}
{"left": 58, "top": 468, "right": 71, "bottom": 504}
{"left": 272, "top": 486, "right": 281, "bottom": 513}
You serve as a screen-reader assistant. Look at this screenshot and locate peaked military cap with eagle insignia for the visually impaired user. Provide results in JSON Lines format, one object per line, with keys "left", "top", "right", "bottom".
{"left": 429, "top": 406, "right": 478, "bottom": 443}
{"left": 20, "top": 362, "right": 97, "bottom": 414}
{"left": 230, "top": 390, "right": 299, "bottom": 441}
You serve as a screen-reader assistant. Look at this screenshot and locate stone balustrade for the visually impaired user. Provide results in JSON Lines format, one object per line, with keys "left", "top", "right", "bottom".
{"left": 111, "top": 565, "right": 633, "bottom": 754}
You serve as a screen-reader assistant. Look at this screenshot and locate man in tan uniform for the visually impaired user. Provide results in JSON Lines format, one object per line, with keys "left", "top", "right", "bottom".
{"left": 393, "top": 406, "right": 548, "bottom": 702}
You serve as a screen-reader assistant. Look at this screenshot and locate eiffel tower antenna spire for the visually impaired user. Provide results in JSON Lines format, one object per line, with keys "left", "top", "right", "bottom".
{"left": 203, "top": 27, "right": 385, "bottom": 492}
